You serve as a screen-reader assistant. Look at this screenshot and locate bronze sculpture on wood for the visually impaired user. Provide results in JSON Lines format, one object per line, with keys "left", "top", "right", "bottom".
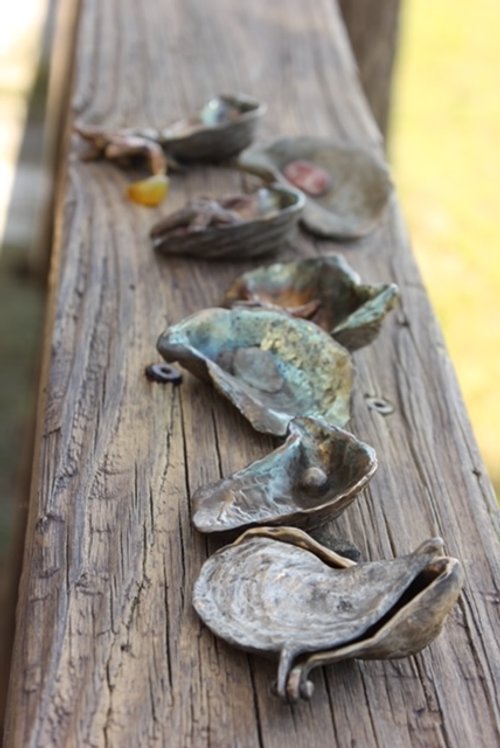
{"left": 193, "top": 527, "right": 463, "bottom": 702}
{"left": 156, "top": 93, "right": 266, "bottom": 162}
{"left": 238, "top": 135, "right": 392, "bottom": 238}
{"left": 224, "top": 254, "right": 399, "bottom": 350}
{"left": 192, "top": 417, "right": 377, "bottom": 534}
{"left": 157, "top": 307, "right": 354, "bottom": 435}
{"left": 151, "top": 186, "right": 304, "bottom": 260}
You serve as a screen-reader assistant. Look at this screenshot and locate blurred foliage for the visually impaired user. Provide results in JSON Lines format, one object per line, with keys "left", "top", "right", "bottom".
{"left": 0, "top": 254, "right": 43, "bottom": 558}
{"left": 392, "top": 0, "right": 500, "bottom": 493}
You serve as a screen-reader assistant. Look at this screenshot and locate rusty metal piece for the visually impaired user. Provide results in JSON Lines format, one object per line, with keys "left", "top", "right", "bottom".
{"left": 193, "top": 527, "right": 463, "bottom": 702}
{"left": 157, "top": 307, "right": 353, "bottom": 436}
{"left": 238, "top": 136, "right": 392, "bottom": 238}
{"left": 192, "top": 417, "right": 376, "bottom": 534}
{"left": 224, "top": 255, "right": 399, "bottom": 350}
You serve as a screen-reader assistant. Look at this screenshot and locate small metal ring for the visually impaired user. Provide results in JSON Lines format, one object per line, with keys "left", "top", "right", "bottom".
{"left": 145, "top": 363, "right": 183, "bottom": 384}
{"left": 365, "top": 395, "right": 394, "bottom": 416}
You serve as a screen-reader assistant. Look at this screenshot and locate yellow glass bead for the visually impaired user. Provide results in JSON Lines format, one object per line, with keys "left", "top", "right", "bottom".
{"left": 127, "top": 174, "right": 170, "bottom": 207}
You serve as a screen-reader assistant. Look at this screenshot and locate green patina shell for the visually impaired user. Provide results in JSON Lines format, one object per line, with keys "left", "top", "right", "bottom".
{"left": 157, "top": 308, "right": 353, "bottom": 436}
{"left": 224, "top": 254, "right": 399, "bottom": 350}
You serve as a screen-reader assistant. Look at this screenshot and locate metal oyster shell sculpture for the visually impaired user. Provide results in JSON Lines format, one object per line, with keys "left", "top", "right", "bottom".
{"left": 157, "top": 308, "right": 353, "bottom": 435}
{"left": 158, "top": 93, "right": 266, "bottom": 162}
{"left": 193, "top": 527, "right": 463, "bottom": 702}
{"left": 238, "top": 136, "right": 392, "bottom": 238}
{"left": 224, "top": 254, "right": 399, "bottom": 350}
{"left": 74, "top": 122, "right": 168, "bottom": 175}
{"left": 192, "top": 417, "right": 377, "bottom": 534}
{"left": 74, "top": 123, "right": 170, "bottom": 206}
{"left": 150, "top": 186, "right": 304, "bottom": 260}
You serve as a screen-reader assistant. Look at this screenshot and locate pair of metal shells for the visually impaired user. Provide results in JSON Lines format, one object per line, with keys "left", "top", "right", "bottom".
{"left": 151, "top": 135, "right": 392, "bottom": 259}
{"left": 238, "top": 135, "right": 392, "bottom": 239}
{"left": 193, "top": 528, "right": 463, "bottom": 702}
{"left": 76, "top": 93, "right": 265, "bottom": 170}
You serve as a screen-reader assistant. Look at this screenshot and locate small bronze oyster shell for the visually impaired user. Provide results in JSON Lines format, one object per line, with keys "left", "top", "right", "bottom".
{"left": 193, "top": 527, "right": 463, "bottom": 702}
{"left": 238, "top": 136, "right": 392, "bottom": 238}
{"left": 150, "top": 186, "right": 304, "bottom": 260}
{"left": 192, "top": 417, "right": 377, "bottom": 534}
{"left": 158, "top": 93, "right": 266, "bottom": 162}
{"left": 157, "top": 308, "right": 353, "bottom": 435}
{"left": 223, "top": 254, "right": 399, "bottom": 350}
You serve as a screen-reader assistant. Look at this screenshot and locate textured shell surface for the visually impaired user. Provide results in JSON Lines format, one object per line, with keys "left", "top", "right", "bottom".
{"left": 238, "top": 136, "right": 392, "bottom": 238}
{"left": 192, "top": 527, "right": 463, "bottom": 701}
{"left": 158, "top": 93, "right": 266, "bottom": 162}
{"left": 150, "top": 185, "right": 304, "bottom": 260}
{"left": 157, "top": 308, "right": 353, "bottom": 435}
{"left": 224, "top": 254, "right": 399, "bottom": 350}
{"left": 192, "top": 416, "right": 377, "bottom": 533}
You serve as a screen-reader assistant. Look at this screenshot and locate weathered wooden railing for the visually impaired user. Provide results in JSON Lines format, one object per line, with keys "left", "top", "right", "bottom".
{"left": 4, "top": 1, "right": 499, "bottom": 745}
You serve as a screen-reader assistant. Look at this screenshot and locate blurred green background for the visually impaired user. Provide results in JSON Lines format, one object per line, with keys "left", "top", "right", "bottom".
{"left": 392, "top": 0, "right": 499, "bottom": 492}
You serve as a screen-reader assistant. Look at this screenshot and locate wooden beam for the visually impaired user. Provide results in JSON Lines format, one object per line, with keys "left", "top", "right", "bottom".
{"left": 4, "top": 0, "right": 499, "bottom": 745}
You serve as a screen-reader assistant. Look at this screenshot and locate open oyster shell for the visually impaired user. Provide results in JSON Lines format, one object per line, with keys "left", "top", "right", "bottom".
{"left": 192, "top": 417, "right": 377, "bottom": 534}
{"left": 157, "top": 308, "right": 353, "bottom": 435}
{"left": 158, "top": 93, "right": 266, "bottom": 162}
{"left": 150, "top": 186, "right": 304, "bottom": 260}
{"left": 238, "top": 136, "right": 392, "bottom": 238}
{"left": 223, "top": 254, "right": 399, "bottom": 350}
{"left": 193, "top": 527, "right": 463, "bottom": 702}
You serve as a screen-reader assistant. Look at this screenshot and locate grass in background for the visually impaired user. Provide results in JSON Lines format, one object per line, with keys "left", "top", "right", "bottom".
{"left": 392, "top": 0, "right": 500, "bottom": 492}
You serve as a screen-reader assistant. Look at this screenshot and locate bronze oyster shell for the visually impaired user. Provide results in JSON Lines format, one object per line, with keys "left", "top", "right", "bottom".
{"left": 238, "top": 136, "right": 392, "bottom": 238}
{"left": 223, "top": 254, "right": 399, "bottom": 350}
{"left": 193, "top": 527, "right": 463, "bottom": 702}
{"left": 192, "top": 417, "right": 377, "bottom": 534}
{"left": 150, "top": 186, "right": 304, "bottom": 260}
{"left": 158, "top": 93, "right": 266, "bottom": 162}
{"left": 157, "top": 308, "right": 353, "bottom": 435}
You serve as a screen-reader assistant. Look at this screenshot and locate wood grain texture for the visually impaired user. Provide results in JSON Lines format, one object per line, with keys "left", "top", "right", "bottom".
{"left": 4, "top": 1, "right": 500, "bottom": 746}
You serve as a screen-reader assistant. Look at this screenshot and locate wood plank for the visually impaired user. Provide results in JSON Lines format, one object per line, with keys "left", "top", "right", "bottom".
{"left": 4, "top": 0, "right": 500, "bottom": 745}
